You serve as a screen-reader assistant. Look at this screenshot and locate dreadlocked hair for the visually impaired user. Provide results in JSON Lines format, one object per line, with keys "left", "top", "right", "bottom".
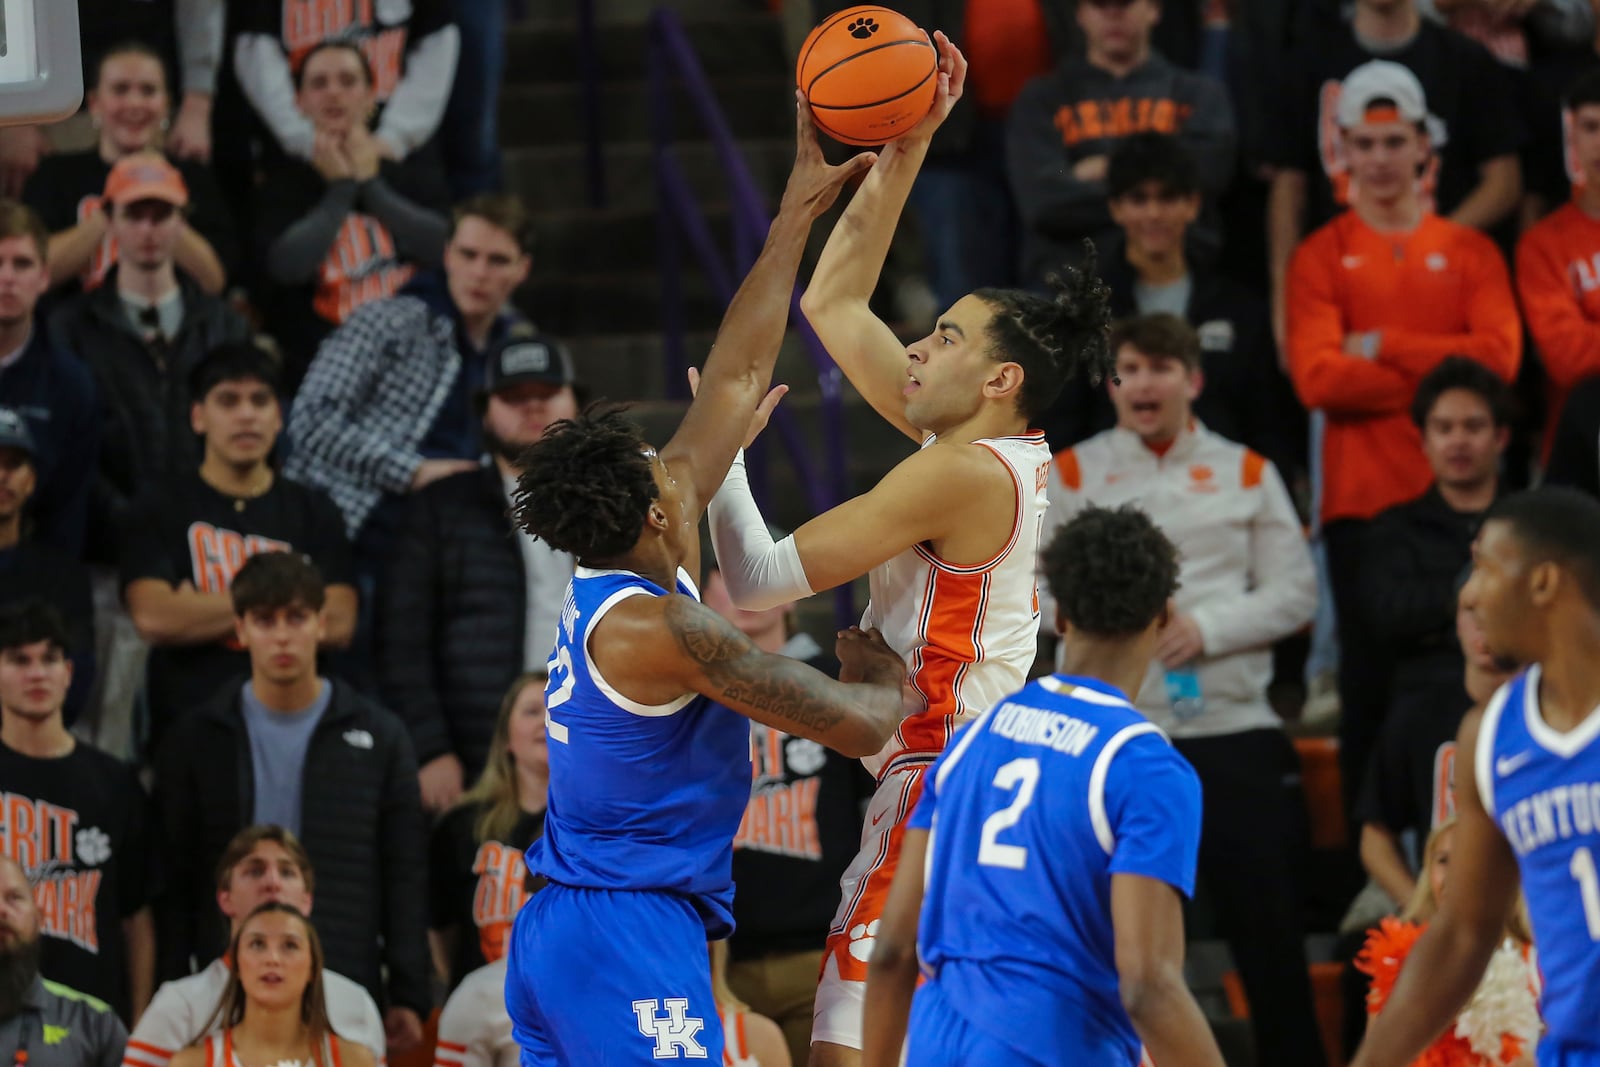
{"left": 972, "top": 241, "right": 1115, "bottom": 420}
{"left": 1041, "top": 504, "right": 1180, "bottom": 638}
{"left": 512, "top": 405, "right": 659, "bottom": 561}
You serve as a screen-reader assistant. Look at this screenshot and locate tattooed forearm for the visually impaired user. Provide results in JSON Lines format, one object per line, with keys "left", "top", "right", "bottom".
{"left": 664, "top": 596, "right": 898, "bottom": 750}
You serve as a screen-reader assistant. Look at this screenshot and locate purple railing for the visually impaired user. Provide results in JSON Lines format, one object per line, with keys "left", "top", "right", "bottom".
{"left": 647, "top": 7, "right": 855, "bottom": 627}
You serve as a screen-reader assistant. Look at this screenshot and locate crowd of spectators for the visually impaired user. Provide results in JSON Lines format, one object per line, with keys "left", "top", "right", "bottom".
{"left": 5, "top": 0, "right": 1600, "bottom": 1065}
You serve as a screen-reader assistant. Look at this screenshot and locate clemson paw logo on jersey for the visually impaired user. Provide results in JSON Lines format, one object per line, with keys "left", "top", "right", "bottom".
{"left": 784, "top": 738, "right": 826, "bottom": 776}
{"left": 847, "top": 919, "right": 880, "bottom": 962}
{"left": 74, "top": 827, "right": 111, "bottom": 866}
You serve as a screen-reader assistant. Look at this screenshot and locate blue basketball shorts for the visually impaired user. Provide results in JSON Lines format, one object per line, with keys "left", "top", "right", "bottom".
{"left": 505, "top": 883, "right": 723, "bottom": 1065}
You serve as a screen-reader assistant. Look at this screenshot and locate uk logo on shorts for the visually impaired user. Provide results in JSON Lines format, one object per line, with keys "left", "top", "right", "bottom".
{"left": 631, "top": 999, "right": 707, "bottom": 1059}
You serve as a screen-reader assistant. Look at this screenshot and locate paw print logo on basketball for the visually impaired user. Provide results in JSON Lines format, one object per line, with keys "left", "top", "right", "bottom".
{"left": 848, "top": 17, "right": 879, "bottom": 38}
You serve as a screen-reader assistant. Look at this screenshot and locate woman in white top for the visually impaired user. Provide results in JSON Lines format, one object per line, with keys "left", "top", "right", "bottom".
{"left": 170, "top": 902, "right": 377, "bottom": 1067}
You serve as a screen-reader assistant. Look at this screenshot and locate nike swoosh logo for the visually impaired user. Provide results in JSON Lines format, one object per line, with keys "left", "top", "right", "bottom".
{"left": 1497, "top": 751, "right": 1533, "bottom": 776}
{"left": 871, "top": 809, "right": 888, "bottom": 827}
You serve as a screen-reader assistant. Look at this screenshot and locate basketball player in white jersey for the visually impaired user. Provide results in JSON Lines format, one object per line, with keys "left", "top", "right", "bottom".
{"left": 707, "top": 32, "right": 1116, "bottom": 1067}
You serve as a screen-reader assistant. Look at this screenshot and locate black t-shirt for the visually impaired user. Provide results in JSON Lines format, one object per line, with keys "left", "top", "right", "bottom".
{"left": 118, "top": 470, "right": 355, "bottom": 739}
{"left": 254, "top": 156, "right": 451, "bottom": 387}
{"left": 428, "top": 802, "right": 544, "bottom": 989}
{"left": 1264, "top": 20, "right": 1523, "bottom": 231}
{"left": 1356, "top": 683, "right": 1469, "bottom": 841}
{"left": 0, "top": 739, "right": 150, "bottom": 1022}
{"left": 21, "top": 149, "right": 240, "bottom": 302}
{"left": 730, "top": 638, "right": 874, "bottom": 960}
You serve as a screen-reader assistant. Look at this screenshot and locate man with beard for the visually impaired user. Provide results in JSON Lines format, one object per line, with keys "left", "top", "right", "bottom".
{"left": 0, "top": 854, "right": 128, "bottom": 1067}
{"left": 376, "top": 327, "right": 580, "bottom": 811}
{"left": 119, "top": 342, "right": 356, "bottom": 751}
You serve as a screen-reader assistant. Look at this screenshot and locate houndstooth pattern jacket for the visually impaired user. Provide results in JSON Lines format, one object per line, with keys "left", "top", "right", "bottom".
{"left": 284, "top": 294, "right": 461, "bottom": 539}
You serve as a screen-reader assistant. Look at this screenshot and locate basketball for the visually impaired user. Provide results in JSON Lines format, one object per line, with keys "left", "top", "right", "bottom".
{"left": 796, "top": 6, "right": 938, "bottom": 147}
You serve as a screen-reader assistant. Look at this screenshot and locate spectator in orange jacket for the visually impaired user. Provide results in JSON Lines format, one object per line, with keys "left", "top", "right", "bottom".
{"left": 1286, "top": 59, "right": 1521, "bottom": 815}
{"left": 1516, "top": 68, "right": 1600, "bottom": 461}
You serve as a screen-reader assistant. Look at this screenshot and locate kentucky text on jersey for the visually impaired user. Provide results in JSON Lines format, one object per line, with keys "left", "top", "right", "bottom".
{"left": 1498, "top": 780, "right": 1600, "bottom": 857}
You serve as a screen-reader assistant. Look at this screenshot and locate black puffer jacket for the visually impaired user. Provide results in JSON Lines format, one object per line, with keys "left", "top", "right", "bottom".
{"left": 376, "top": 465, "right": 529, "bottom": 777}
{"left": 48, "top": 269, "right": 251, "bottom": 565}
{"left": 151, "top": 679, "right": 429, "bottom": 1014}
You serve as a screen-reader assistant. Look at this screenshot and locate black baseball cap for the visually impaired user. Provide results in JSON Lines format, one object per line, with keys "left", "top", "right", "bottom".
{"left": 484, "top": 326, "right": 576, "bottom": 394}
{"left": 0, "top": 407, "right": 36, "bottom": 458}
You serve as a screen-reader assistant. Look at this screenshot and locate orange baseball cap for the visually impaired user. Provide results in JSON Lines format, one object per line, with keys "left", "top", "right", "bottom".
{"left": 103, "top": 153, "right": 189, "bottom": 208}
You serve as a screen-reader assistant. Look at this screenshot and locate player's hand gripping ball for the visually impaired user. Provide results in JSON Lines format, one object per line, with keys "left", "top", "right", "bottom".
{"left": 796, "top": 5, "right": 937, "bottom": 146}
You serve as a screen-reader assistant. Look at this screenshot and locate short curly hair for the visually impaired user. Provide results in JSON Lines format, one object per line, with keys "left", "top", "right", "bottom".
{"left": 1041, "top": 505, "right": 1181, "bottom": 638}
{"left": 972, "top": 241, "right": 1115, "bottom": 420}
{"left": 513, "top": 406, "right": 658, "bottom": 560}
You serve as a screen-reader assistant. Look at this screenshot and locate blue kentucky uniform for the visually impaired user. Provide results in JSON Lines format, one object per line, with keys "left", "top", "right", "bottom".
{"left": 505, "top": 566, "right": 752, "bottom": 1065}
{"left": 906, "top": 675, "right": 1203, "bottom": 1067}
{"left": 1478, "top": 665, "right": 1600, "bottom": 1066}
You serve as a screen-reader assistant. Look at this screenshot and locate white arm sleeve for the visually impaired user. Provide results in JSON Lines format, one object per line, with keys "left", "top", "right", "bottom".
{"left": 373, "top": 25, "right": 461, "bottom": 157}
{"left": 234, "top": 34, "right": 316, "bottom": 158}
{"left": 707, "top": 451, "right": 815, "bottom": 611}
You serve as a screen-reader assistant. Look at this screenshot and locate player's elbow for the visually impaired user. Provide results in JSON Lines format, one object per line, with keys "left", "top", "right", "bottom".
{"left": 833, "top": 717, "right": 892, "bottom": 759}
{"left": 866, "top": 933, "right": 918, "bottom": 982}
{"left": 1117, "top": 960, "right": 1187, "bottom": 1024}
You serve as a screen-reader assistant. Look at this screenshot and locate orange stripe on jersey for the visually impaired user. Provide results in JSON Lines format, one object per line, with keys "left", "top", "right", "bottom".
{"left": 1241, "top": 450, "right": 1265, "bottom": 489}
{"left": 434, "top": 1044, "right": 468, "bottom": 1055}
{"left": 1054, "top": 448, "right": 1081, "bottom": 490}
{"left": 126, "top": 1042, "right": 172, "bottom": 1059}
{"left": 905, "top": 568, "right": 989, "bottom": 749}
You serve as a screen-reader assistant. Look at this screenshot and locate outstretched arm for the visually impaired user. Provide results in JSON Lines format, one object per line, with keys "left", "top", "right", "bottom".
{"left": 799, "top": 32, "right": 968, "bottom": 443}
{"left": 660, "top": 100, "right": 876, "bottom": 515}
{"left": 711, "top": 440, "right": 1014, "bottom": 609}
{"left": 862, "top": 827, "right": 929, "bottom": 1067}
{"left": 1350, "top": 709, "right": 1521, "bottom": 1066}
{"left": 586, "top": 594, "right": 912, "bottom": 758}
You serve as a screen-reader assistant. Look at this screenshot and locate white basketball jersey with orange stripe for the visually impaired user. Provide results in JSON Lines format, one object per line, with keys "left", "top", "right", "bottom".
{"left": 859, "top": 431, "right": 1052, "bottom": 779}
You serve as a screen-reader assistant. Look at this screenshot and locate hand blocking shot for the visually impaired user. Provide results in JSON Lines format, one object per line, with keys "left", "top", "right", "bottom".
{"left": 499, "top": 100, "right": 920, "bottom": 1066}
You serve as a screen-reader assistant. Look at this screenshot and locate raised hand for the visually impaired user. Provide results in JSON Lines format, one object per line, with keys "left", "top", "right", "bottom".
{"left": 899, "top": 30, "right": 968, "bottom": 146}
{"left": 687, "top": 366, "right": 788, "bottom": 447}
{"left": 778, "top": 92, "right": 878, "bottom": 220}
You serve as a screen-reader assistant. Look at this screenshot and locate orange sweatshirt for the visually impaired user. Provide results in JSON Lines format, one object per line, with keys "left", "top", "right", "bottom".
{"left": 1516, "top": 201, "right": 1600, "bottom": 457}
{"left": 1287, "top": 211, "right": 1522, "bottom": 524}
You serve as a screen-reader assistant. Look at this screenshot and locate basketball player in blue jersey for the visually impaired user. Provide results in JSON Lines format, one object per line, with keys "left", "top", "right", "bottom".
{"left": 860, "top": 506, "right": 1228, "bottom": 1067}
{"left": 500, "top": 104, "right": 917, "bottom": 1067}
{"left": 1353, "top": 486, "right": 1600, "bottom": 1067}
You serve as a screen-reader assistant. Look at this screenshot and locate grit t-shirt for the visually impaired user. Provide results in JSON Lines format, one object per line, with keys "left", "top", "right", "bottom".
{"left": 0, "top": 739, "right": 150, "bottom": 1022}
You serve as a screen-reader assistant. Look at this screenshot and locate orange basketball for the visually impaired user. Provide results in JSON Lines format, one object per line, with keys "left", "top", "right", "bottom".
{"left": 796, "top": 6, "right": 937, "bottom": 147}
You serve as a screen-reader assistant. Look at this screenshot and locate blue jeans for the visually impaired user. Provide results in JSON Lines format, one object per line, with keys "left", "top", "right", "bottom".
{"left": 441, "top": 0, "right": 507, "bottom": 198}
